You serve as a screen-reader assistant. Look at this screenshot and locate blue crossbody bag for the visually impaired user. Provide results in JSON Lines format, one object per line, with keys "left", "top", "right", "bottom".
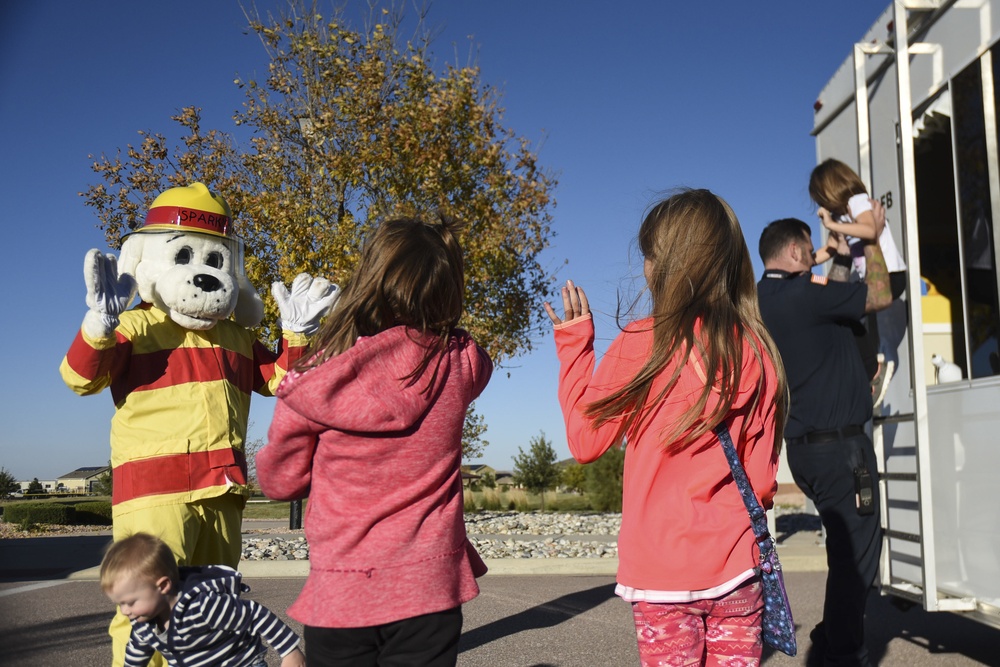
{"left": 714, "top": 423, "right": 797, "bottom": 656}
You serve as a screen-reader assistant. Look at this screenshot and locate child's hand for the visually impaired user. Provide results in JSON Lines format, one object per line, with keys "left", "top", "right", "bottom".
{"left": 817, "top": 207, "right": 835, "bottom": 230}
{"left": 544, "top": 280, "right": 590, "bottom": 326}
{"left": 280, "top": 647, "right": 306, "bottom": 667}
{"left": 826, "top": 230, "right": 849, "bottom": 256}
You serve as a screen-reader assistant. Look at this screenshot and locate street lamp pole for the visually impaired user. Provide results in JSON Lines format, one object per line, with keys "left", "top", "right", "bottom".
{"left": 286, "top": 116, "right": 316, "bottom": 531}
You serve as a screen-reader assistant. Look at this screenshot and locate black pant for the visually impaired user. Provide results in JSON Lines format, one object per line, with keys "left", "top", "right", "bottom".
{"left": 304, "top": 606, "right": 462, "bottom": 667}
{"left": 787, "top": 432, "right": 882, "bottom": 667}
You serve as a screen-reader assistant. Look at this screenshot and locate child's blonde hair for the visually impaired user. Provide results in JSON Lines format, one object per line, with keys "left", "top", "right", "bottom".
{"left": 100, "top": 533, "right": 179, "bottom": 593}
{"left": 809, "top": 158, "right": 868, "bottom": 218}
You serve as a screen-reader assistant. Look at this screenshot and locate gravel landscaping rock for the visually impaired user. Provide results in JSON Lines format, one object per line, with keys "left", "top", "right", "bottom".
{"left": 1, "top": 507, "right": 820, "bottom": 563}
{"left": 237, "top": 507, "right": 819, "bottom": 561}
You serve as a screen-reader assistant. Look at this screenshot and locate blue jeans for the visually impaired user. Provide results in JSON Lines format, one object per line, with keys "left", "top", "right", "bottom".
{"left": 787, "top": 431, "right": 882, "bottom": 667}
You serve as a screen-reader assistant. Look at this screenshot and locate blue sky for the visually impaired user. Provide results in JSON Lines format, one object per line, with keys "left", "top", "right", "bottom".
{"left": 0, "top": 0, "right": 885, "bottom": 482}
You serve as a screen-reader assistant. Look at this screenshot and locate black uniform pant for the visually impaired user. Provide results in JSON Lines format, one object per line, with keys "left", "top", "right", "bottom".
{"left": 787, "top": 432, "right": 882, "bottom": 667}
{"left": 304, "top": 606, "right": 462, "bottom": 667}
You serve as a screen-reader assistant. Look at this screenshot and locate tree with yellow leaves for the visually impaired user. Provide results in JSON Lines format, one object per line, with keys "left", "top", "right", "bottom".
{"left": 81, "top": 1, "right": 556, "bottom": 366}
{"left": 81, "top": 3, "right": 557, "bottom": 457}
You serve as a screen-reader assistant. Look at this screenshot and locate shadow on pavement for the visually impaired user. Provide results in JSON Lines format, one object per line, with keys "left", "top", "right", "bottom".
{"left": 0, "top": 535, "right": 112, "bottom": 580}
{"left": 0, "top": 611, "right": 109, "bottom": 665}
{"left": 865, "top": 593, "right": 1000, "bottom": 666}
{"left": 459, "top": 582, "right": 617, "bottom": 654}
{"left": 775, "top": 512, "right": 822, "bottom": 545}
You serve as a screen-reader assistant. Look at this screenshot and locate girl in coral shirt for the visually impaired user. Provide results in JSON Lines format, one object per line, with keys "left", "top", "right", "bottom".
{"left": 545, "top": 189, "right": 787, "bottom": 666}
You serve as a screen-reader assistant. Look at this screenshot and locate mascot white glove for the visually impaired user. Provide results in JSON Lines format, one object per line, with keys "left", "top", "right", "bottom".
{"left": 82, "top": 249, "right": 138, "bottom": 339}
{"left": 272, "top": 273, "right": 340, "bottom": 335}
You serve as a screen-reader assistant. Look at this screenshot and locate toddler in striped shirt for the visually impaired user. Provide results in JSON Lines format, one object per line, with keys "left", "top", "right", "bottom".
{"left": 101, "top": 533, "right": 305, "bottom": 667}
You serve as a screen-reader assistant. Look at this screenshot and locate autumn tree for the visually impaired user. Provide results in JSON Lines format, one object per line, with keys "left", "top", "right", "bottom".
{"left": 80, "top": 0, "right": 556, "bottom": 368}
{"left": 243, "top": 433, "right": 266, "bottom": 496}
{"left": 512, "top": 432, "right": 560, "bottom": 510}
{"left": 461, "top": 404, "right": 489, "bottom": 460}
{"left": 81, "top": 3, "right": 554, "bottom": 460}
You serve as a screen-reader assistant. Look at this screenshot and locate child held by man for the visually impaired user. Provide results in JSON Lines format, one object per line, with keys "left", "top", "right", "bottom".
{"left": 809, "top": 158, "right": 907, "bottom": 403}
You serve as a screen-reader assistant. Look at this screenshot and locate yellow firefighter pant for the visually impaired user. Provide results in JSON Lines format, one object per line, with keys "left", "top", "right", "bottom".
{"left": 108, "top": 493, "right": 244, "bottom": 667}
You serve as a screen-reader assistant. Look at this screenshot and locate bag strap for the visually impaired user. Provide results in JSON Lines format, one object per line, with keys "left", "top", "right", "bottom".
{"left": 713, "top": 423, "right": 773, "bottom": 551}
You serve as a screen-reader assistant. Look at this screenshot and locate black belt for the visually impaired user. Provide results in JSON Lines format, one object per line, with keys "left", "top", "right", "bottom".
{"left": 786, "top": 425, "right": 865, "bottom": 445}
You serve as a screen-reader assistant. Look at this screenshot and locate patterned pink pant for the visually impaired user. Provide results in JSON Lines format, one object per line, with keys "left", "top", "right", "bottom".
{"left": 631, "top": 577, "right": 764, "bottom": 667}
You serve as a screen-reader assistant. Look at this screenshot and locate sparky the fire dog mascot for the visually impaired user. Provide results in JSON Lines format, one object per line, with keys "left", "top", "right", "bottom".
{"left": 60, "top": 183, "right": 338, "bottom": 666}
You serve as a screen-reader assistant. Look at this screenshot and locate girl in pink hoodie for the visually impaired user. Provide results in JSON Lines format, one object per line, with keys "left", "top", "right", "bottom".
{"left": 257, "top": 213, "right": 492, "bottom": 667}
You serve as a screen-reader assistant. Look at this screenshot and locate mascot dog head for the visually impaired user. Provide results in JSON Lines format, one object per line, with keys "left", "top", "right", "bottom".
{"left": 118, "top": 183, "right": 264, "bottom": 330}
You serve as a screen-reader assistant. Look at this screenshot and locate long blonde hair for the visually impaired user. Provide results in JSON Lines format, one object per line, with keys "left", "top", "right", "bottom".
{"left": 586, "top": 189, "right": 787, "bottom": 452}
{"left": 297, "top": 212, "right": 466, "bottom": 388}
{"left": 809, "top": 158, "right": 868, "bottom": 218}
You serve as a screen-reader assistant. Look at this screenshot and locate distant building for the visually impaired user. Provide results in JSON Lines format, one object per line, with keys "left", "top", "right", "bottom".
{"left": 494, "top": 470, "right": 516, "bottom": 488}
{"left": 461, "top": 464, "right": 496, "bottom": 488}
{"left": 18, "top": 479, "right": 57, "bottom": 493}
{"left": 465, "top": 464, "right": 495, "bottom": 479}
{"left": 460, "top": 464, "right": 516, "bottom": 489}
{"left": 56, "top": 466, "right": 110, "bottom": 494}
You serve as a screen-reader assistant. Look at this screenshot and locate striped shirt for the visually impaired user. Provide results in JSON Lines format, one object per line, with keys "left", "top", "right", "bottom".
{"left": 60, "top": 304, "right": 307, "bottom": 515}
{"left": 124, "top": 566, "right": 299, "bottom": 667}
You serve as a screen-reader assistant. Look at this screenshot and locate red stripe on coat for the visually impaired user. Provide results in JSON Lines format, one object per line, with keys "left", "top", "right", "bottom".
{"left": 112, "top": 448, "right": 248, "bottom": 505}
{"left": 115, "top": 346, "right": 255, "bottom": 396}
{"left": 64, "top": 330, "right": 131, "bottom": 381}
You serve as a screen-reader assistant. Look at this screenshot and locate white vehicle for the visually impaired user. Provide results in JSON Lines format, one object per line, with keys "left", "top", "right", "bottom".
{"left": 812, "top": 0, "right": 1000, "bottom": 628}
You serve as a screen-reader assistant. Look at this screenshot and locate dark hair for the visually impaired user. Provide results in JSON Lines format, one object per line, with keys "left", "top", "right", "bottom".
{"left": 298, "top": 212, "right": 466, "bottom": 387}
{"left": 586, "top": 188, "right": 787, "bottom": 453}
{"left": 758, "top": 218, "right": 812, "bottom": 264}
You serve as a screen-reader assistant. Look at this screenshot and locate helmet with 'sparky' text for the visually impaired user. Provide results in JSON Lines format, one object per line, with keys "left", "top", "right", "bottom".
{"left": 139, "top": 182, "right": 235, "bottom": 238}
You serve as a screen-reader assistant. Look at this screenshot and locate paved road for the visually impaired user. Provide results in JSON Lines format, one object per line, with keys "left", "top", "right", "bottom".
{"left": 1, "top": 527, "right": 997, "bottom": 665}
{"left": 2, "top": 570, "right": 998, "bottom": 665}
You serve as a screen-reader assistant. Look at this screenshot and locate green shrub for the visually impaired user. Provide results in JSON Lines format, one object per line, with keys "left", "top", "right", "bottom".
{"left": 3, "top": 502, "right": 76, "bottom": 525}
{"left": 74, "top": 501, "right": 113, "bottom": 525}
{"left": 586, "top": 445, "right": 625, "bottom": 512}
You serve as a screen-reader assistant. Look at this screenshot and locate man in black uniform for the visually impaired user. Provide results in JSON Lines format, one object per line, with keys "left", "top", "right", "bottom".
{"left": 757, "top": 212, "right": 891, "bottom": 667}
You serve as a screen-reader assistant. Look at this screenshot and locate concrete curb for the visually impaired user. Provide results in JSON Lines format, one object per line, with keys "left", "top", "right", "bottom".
{"left": 66, "top": 559, "right": 618, "bottom": 581}
{"left": 66, "top": 551, "right": 825, "bottom": 581}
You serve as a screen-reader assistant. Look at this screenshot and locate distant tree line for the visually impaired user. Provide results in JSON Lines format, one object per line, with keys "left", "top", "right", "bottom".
{"left": 511, "top": 432, "right": 625, "bottom": 512}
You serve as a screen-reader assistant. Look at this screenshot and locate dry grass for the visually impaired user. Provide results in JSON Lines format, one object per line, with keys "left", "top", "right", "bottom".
{"left": 463, "top": 488, "right": 591, "bottom": 512}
